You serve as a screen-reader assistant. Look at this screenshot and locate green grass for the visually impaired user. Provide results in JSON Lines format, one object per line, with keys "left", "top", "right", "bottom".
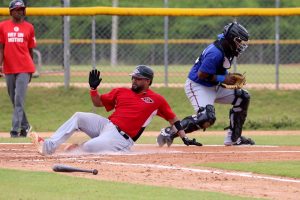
{"left": 0, "top": 87, "right": 300, "bottom": 132}
{"left": 195, "top": 161, "right": 300, "bottom": 179}
{"left": 0, "top": 168, "right": 256, "bottom": 200}
{"left": 0, "top": 137, "right": 29, "bottom": 143}
{"left": 136, "top": 135, "right": 300, "bottom": 146}
{"left": 1, "top": 64, "right": 300, "bottom": 83}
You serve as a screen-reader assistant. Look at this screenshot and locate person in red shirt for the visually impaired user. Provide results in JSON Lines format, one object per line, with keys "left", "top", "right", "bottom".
{"left": 30, "top": 65, "right": 202, "bottom": 155}
{"left": 0, "top": 0, "right": 36, "bottom": 138}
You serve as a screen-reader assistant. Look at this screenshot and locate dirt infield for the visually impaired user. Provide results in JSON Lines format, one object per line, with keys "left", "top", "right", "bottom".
{"left": 0, "top": 131, "right": 300, "bottom": 199}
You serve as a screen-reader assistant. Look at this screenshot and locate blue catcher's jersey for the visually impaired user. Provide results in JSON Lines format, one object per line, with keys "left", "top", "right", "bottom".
{"left": 188, "top": 43, "right": 229, "bottom": 87}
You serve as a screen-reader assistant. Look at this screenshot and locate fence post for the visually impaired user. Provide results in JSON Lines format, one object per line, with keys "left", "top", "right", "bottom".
{"left": 164, "top": 0, "right": 169, "bottom": 87}
{"left": 111, "top": 0, "right": 119, "bottom": 67}
{"left": 63, "top": 0, "right": 70, "bottom": 89}
{"left": 92, "top": 16, "right": 96, "bottom": 69}
{"left": 275, "top": 0, "right": 280, "bottom": 90}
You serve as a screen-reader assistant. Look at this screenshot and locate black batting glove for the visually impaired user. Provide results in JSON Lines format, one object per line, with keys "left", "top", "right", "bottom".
{"left": 182, "top": 137, "right": 202, "bottom": 146}
{"left": 89, "top": 69, "right": 102, "bottom": 90}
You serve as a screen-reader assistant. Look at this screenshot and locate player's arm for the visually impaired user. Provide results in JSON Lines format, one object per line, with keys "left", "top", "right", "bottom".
{"left": 168, "top": 117, "right": 187, "bottom": 138}
{"left": 198, "top": 70, "right": 236, "bottom": 85}
{"left": 89, "top": 69, "right": 104, "bottom": 107}
{"left": 168, "top": 117, "right": 202, "bottom": 146}
{"left": 90, "top": 90, "right": 104, "bottom": 107}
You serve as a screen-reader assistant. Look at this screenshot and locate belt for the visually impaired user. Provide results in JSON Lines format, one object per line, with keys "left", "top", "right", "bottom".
{"left": 115, "top": 126, "right": 130, "bottom": 140}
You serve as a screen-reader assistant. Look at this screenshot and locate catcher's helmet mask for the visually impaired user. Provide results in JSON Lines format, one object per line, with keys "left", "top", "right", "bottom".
{"left": 130, "top": 65, "right": 154, "bottom": 84}
{"left": 9, "top": 0, "right": 26, "bottom": 11}
{"left": 223, "top": 22, "right": 249, "bottom": 56}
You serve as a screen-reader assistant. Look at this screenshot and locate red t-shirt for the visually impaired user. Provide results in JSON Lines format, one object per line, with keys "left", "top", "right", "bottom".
{"left": 0, "top": 19, "right": 36, "bottom": 74}
{"left": 100, "top": 88, "right": 176, "bottom": 139}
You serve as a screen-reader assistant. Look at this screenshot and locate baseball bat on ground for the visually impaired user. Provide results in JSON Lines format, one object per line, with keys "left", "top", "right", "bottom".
{"left": 52, "top": 164, "right": 98, "bottom": 175}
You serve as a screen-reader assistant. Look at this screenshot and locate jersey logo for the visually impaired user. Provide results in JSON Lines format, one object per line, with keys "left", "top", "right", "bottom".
{"left": 141, "top": 97, "right": 154, "bottom": 103}
{"left": 14, "top": 26, "right": 19, "bottom": 32}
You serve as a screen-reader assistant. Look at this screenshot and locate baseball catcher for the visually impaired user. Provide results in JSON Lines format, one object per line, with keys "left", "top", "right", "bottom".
{"left": 157, "top": 22, "right": 255, "bottom": 147}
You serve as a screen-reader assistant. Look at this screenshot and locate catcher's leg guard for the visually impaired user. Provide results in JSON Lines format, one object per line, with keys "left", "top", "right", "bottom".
{"left": 228, "top": 89, "right": 250, "bottom": 142}
{"left": 181, "top": 104, "right": 216, "bottom": 133}
{"left": 157, "top": 105, "right": 216, "bottom": 147}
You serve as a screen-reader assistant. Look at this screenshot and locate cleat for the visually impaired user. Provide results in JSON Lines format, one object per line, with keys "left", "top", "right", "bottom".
{"left": 29, "top": 132, "right": 45, "bottom": 155}
{"left": 10, "top": 131, "right": 19, "bottom": 138}
{"left": 156, "top": 127, "right": 174, "bottom": 147}
{"left": 235, "top": 136, "right": 255, "bottom": 145}
{"left": 20, "top": 125, "right": 32, "bottom": 137}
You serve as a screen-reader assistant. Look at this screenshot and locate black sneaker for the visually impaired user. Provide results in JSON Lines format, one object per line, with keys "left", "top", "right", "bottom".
{"left": 235, "top": 136, "right": 255, "bottom": 145}
{"left": 20, "top": 125, "right": 32, "bottom": 137}
{"left": 10, "top": 131, "right": 19, "bottom": 138}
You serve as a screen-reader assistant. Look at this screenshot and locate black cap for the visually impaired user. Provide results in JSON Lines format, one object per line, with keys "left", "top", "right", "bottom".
{"left": 9, "top": 0, "right": 25, "bottom": 10}
{"left": 130, "top": 65, "right": 154, "bottom": 80}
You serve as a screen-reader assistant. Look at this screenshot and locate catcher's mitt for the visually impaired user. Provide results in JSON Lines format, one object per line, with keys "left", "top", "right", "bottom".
{"left": 220, "top": 73, "right": 246, "bottom": 89}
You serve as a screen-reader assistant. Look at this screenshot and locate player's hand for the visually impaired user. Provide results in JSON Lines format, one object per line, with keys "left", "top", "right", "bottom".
{"left": 89, "top": 69, "right": 102, "bottom": 90}
{"left": 223, "top": 74, "right": 237, "bottom": 85}
{"left": 182, "top": 137, "right": 202, "bottom": 146}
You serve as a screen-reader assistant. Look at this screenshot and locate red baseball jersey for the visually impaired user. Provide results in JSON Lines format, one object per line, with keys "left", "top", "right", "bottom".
{"left": 0, "top": 20, "right": 36, "bottom": 74}
{"left": 101, "top": 88, "right": 176, "bottom": 140}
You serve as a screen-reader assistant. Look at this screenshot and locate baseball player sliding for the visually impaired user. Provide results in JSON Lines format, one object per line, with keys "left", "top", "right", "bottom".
{"left": 30, "top": 65, "right": 201, "bottom": 155}
{"left": 157, "top": 22, "right": 255, "bottom": 147}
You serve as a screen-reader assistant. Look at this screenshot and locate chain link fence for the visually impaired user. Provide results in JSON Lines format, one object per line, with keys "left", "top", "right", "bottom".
{"left": 1, "top": 0, "right": 300, "bottom": 89}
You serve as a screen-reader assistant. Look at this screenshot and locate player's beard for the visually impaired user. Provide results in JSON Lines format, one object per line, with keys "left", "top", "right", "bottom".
{"left": 131, "top": 83, "right": 144, "bottom": 93}
{"left": 16, "top": 13, "right": 24, "bottom": 20}
{"left": 12, "top": 9, "right": 25, "bottom": 22}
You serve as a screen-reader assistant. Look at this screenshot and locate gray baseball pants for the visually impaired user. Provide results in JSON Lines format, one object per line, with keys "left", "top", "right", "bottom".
{"left": 5, "top": 73, "right": 31, "bottom": 132}
{"left": 43, "top": 112, "right": 134, "bottom": 154}
{"left": 184, "top": 78, "right": 237, "bottom": 144}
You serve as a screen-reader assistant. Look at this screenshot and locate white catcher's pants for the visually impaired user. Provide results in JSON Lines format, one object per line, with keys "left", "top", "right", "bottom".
{"left": 184, "top": 79, "right": 238, "bottom": 144}
{"left": 43, "top": 112, "right": 134, "bottom": 154}
{"left": 185, "top": 78, "right": 236, "bottom": 110}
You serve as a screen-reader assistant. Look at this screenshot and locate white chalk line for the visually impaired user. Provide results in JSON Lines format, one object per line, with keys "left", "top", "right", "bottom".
{"left": 0, "top": 143, "right": 278, "bottom": 147}
{"left": 1, "top": 143, "right": 299, "bottom": 184}
{"left": 119, "top": 150, "right": 300, "bottom": 155}
{"left": 103, "top": 161, "right": 300, "bottom": 184}
{"left": 134, "top": 144, "right": 279, "bottom": 147}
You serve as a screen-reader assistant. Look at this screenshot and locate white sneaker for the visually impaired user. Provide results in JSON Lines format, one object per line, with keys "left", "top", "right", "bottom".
{"left": 224, "top": 131, "right": 234, "bottom": 146}
{"left": 29, "top": 132, "right": 45, "bottom": 155}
